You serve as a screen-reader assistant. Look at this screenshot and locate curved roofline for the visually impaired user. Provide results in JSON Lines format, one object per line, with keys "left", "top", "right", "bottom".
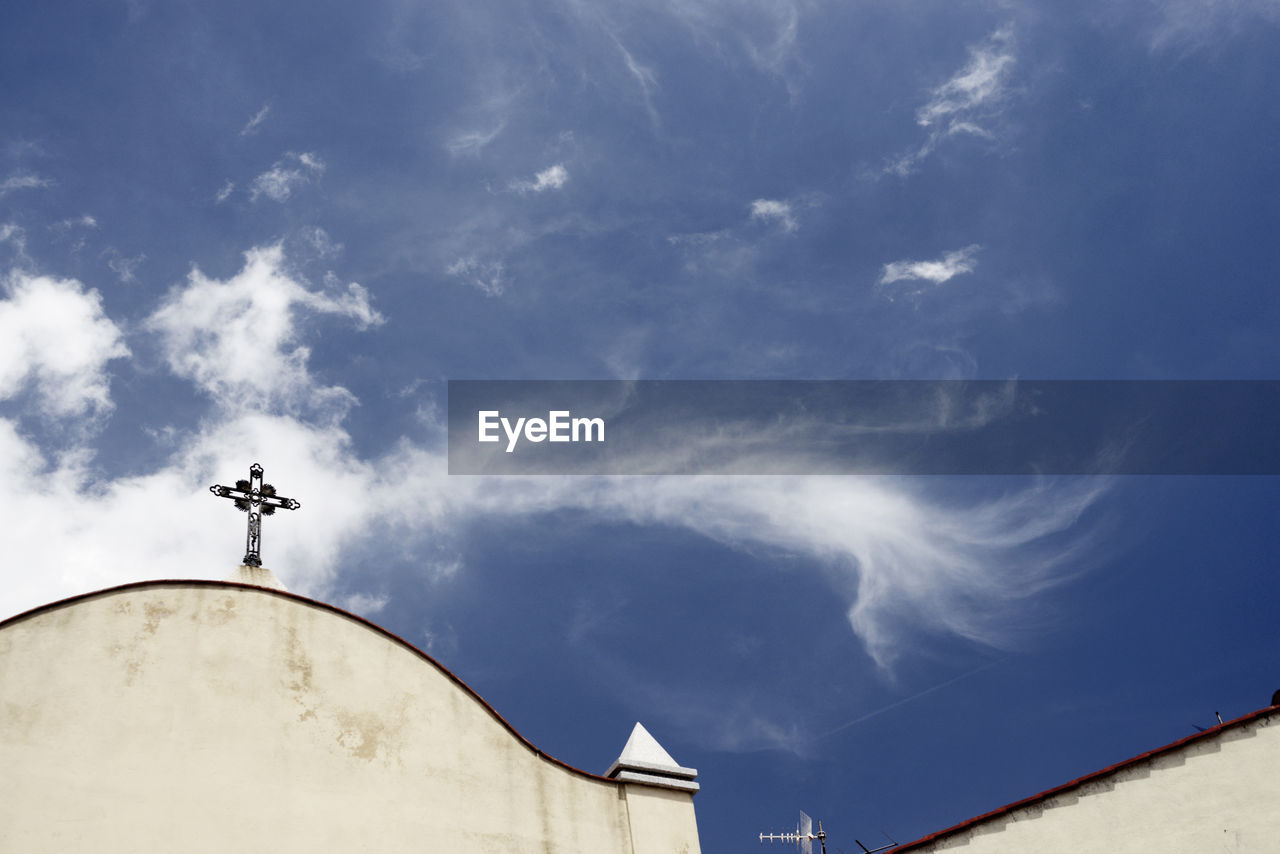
{"left": 0, "top": 578, "right": 621, "bottom": 788}
{"left": 887, "top": 703, "right": 1280, "bottom": 852}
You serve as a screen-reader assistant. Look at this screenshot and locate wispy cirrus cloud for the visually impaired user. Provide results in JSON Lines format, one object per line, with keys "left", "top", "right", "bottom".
{"left": 885, "top": 26, "right": 1016, "bottom": 176}
{"left": 881, "top": 244, "right": 982, "bottom": 289}
{"left": 1131, "top": 0, "right": 1280, "bottom": 52}
{"left": 50, "top": 215, "right": 98, "bottom": 233}
{"left": 0, "top": 245, "right": 1104, "bottom": 682}
{"left": 445, "top": 255, "right": 507, "bottom": 295}
{"left": 103, "top": 248, "right": 146, "bottom": 284}
{"left": 0, "top": 224, "right": 28, "bottom": 263}
{"left": 612, "top": 35, "right": 662, "bottom": 129}
{"left": 627, "top": 0, "right": 808, "bottom": 97}
{"left": 666, "top": 194, "right": 814, "bottom": 285}
{"left": 0, "top": 172, "right": 54, "bottom": 197}
{"left": 249, "top": 152, "right": 325, "bottom": 202}
{"left": 446, "top": 123, "right": 506, "bottom": 157}
{"left": 917, "top": 26, "right": 1016, "bottom": 129}
{"left": 441, "top": 68, "right": 522, "bottom": 157}
{"left": 239, "top": 103, "right": 271, "bottom": 136}
{"left": 48, "top": 216, "right": 99, "bottom": 253}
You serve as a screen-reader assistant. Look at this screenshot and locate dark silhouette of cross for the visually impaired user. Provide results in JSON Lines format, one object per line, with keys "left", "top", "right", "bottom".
{"left": 209, "top": 463, "right": 301, "bottom": 567}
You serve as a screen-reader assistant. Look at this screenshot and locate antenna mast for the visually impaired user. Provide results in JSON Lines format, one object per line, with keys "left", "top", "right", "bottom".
{"left": 759, "top": 811, "right": 897, "bottom": 854}
{"left": 760, "top": 811, "right": 824, "bottom": 854}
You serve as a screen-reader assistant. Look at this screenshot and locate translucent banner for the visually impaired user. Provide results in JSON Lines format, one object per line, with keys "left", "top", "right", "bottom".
{"left": 447, "top": 380, "right": 1280, "bottom": 475}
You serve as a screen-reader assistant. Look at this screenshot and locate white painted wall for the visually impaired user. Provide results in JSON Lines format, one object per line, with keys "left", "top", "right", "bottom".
{"left": 899, "top": 709, "right": 1279, "bottom": 854}
{"left": 0, "top": 582, "right": 702, "bottom": 853}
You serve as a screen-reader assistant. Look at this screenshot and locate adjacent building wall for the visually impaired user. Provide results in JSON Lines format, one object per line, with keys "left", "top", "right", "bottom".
{"left": 891, "top": 706, "right": 1279, "bottom": 854}
{"left": 0, "top": 581, "right": 702, "bottom": 854}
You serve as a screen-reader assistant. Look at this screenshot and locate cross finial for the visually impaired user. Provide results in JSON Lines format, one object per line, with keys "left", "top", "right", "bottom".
{"left": 209, "top": 463, "right": 301, "bottom": 568}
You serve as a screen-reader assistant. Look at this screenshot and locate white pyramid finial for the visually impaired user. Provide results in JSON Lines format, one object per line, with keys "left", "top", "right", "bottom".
{"left": 617, "top": 722, "right": 680, "bottom": 769}
{"left": 605, "top": 722, "right": 699, "bottom": 793}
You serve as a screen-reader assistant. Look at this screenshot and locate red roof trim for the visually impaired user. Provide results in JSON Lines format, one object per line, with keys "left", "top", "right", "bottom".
{"left": 888, "top": 703, "right": 1280, "bottom": 852}
{"left": 0, "top": 579, "right": 627, "bottom": 788}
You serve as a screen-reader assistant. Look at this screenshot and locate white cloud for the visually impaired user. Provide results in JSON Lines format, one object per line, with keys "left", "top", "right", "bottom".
{"left": 442, "top": 75, "right": 521, "bottom": 157}
{"left": 0, "top": 246, "right": 1104, "bottom": 680}
{"left": 0, "top": 400, "right": 1104, "bottom": 673}
{"left": 402, "top": 469, "right": 1103, "bottom": 670}
{"left": 613, "top": 36, "right": 662, "bottom": 128}
{"left": 0, "top": 173, "right": 53, "bottom": 197}
{"left": 446, "top": 255, "right": 507, "bottom": 295}
{"left": 146, "top": 244, "right": 382, "bottom": 415}
{"left": 339, "top": 591, "right": 390, "bottom": 616}
{"left": 667, "top": 230, "right": 729, "bottom": 246}
{"left": 750, "top": 198, "right": 798, "bottom": 232}
{"left": 884, "top": 26, "right": 1016, "bottom": 176}
{"left": 0, "top": 271, "right": 129, "bottom": 418}
{"left": 600, "top": 0, "right": 806, "bottom": 100}
{"left": 446, "top": 124, "right": 506, "bottom": 157}
{"left": 104, "top": 249, "right": 145, "bottom": 283}
{"left": 240, "top": 103, "right": 271, "bottom": 136}
{"left": 48, "top": 216, "right": 99, "bottom": 253}
{"left": 298, "top": 226, "right": 343, "bottom": 259}
{"left": 510, "top": 163, "right": 569, "bottom": 194}
{"left": 1140, "top": 0, "right": 1280, "bottom": 51}
{"left": 917, "top": 26, "right": 1016, "bottom": 128}
{"left": 249, "top": 152, "right": 326, "bottom": 202}
{"left": 0, "top": 225, "right": 29, "bottom": 264}
{"left": 51, "top": 215, "right": 98, "bottom": 232}
{"left": 0, "top": 246, "right": 397, "bottom": 616}
{"left": 0, "top": 411, "right": 401, "bottom": 613}
{"left": 215, "top": 180, "right": 235, "bottom": 204}
{"left": 881, "top": 244, "right": 981, "bottom": 288}
{"left": 666, "top": 223, "right": 761, "bottom": 279}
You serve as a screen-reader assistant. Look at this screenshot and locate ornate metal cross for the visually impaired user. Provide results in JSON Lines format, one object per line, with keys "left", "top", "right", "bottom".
{"left": 209, "top": 463, "right": 301, "bottom": 567}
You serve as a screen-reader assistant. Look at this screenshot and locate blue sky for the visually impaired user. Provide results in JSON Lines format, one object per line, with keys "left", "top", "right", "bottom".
{"left": 2, "top": 0, "right": 1279, "bottom": 848}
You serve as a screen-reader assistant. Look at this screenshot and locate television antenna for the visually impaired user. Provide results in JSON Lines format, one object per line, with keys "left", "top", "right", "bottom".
{"left": 760, "top": 811, "right": 897, "bottom": 854}
{"left": 760, "top": 811, "right": 823, "bottom": 854}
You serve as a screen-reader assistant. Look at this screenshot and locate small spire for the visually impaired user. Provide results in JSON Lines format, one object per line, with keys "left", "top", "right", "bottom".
{"left": 606, "top": 722, "right": 699, "bottom": 792}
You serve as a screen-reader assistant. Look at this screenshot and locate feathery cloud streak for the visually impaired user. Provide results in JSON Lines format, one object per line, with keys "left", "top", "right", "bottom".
{"left": 0, "top": 173, "right": 53, "bottom": 197}
{"left": 0, "top": 247, "right": 1102, "bottom": 674}
{"left": 886, "top": 26, "right": 1016, "bottom": 176}
{"left": 240, "top": 103, "right": 271, "bottom": 136}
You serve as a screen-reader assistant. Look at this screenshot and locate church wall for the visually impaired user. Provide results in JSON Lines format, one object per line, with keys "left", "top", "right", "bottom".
{"left": 623, "top": 785, "right": 703, "bottom": 854}
{"left": 0, "top": 582, "right": 701, "bottom": 854}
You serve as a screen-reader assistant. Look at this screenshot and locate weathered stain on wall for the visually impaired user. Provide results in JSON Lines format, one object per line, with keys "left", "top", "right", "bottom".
{"left": 0, "top": 581, "right": 702, "bottom": 854}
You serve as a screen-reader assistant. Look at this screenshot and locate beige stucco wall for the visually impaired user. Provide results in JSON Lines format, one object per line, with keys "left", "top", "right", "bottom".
{"left": 903, "top": 709, "right": 1279, "bottom": 854}
{"left": 0, "top": 582, "right": 701, "bottom": 854}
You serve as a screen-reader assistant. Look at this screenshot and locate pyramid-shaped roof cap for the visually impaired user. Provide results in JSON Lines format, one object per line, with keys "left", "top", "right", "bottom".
{"left": 605, "top": 722, "right": 698, "bottom": 791}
